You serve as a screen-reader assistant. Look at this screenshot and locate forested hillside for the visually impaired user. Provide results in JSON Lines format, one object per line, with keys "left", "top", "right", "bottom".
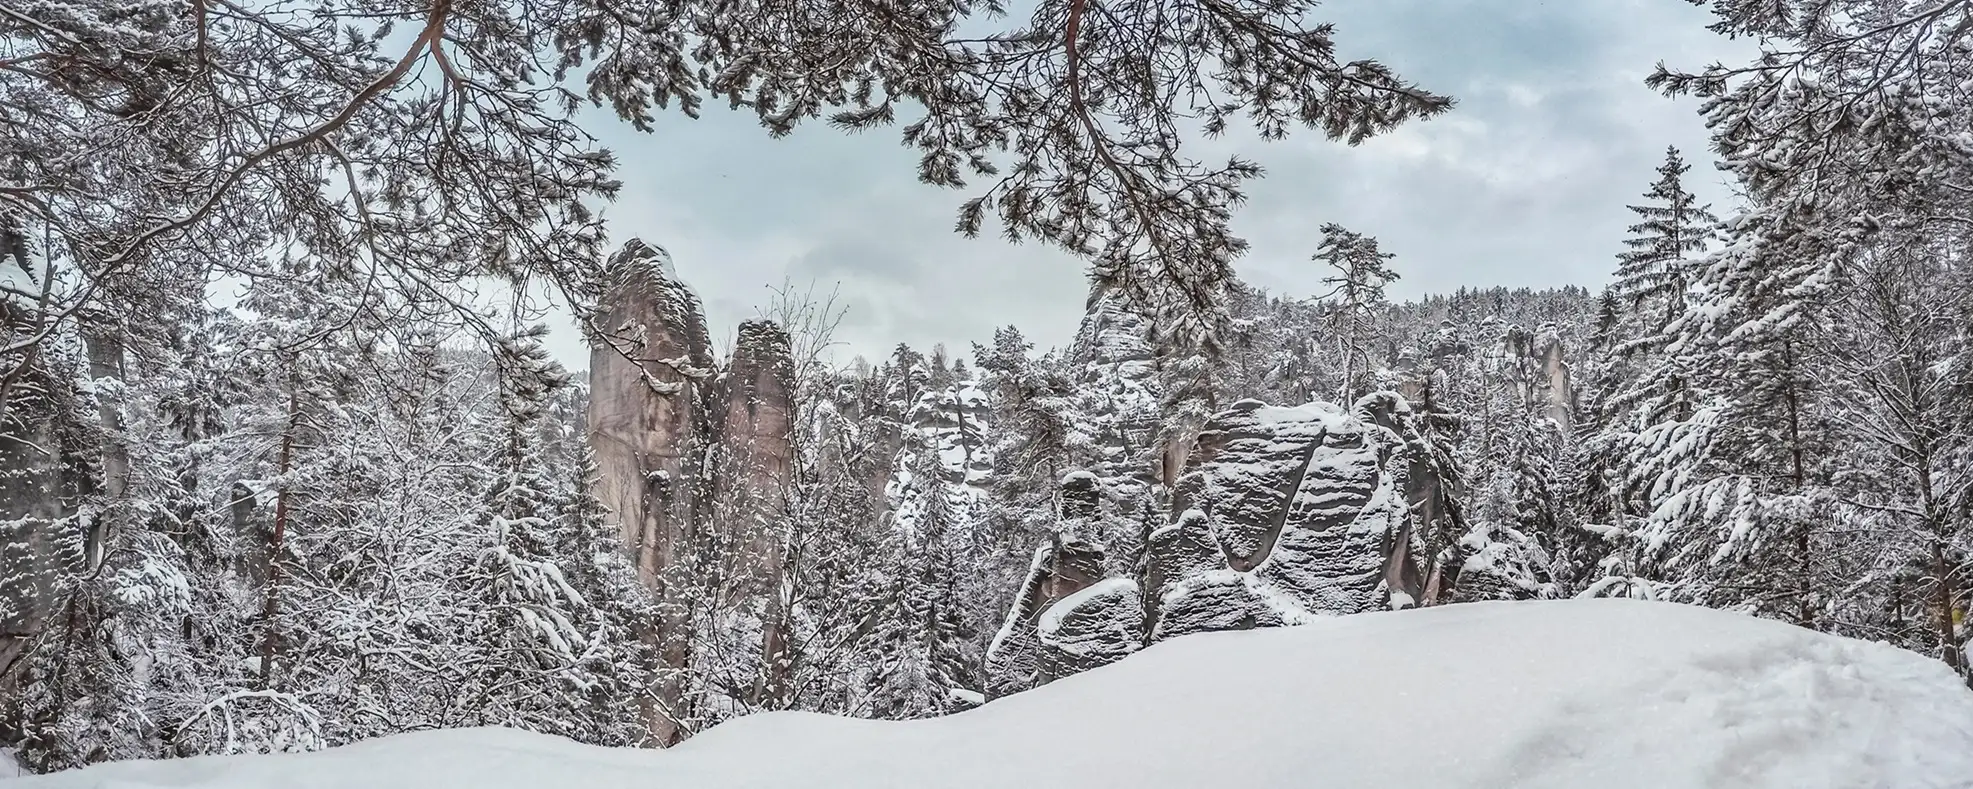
{"left": 10, "top": 150, "right": 1971, "bottom": 760}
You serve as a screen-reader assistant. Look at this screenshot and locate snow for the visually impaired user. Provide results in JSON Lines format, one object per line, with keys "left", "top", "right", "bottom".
{"left": 1035, "top": 577, "right": 1138, "bottom": 637}
{"left": 984, "top": 542, "right": 1053, "bottom": 665}
{"left": 12, "top": 600, "right": 1973, "bottom": 789}
{"left": 1058, "top": 469, "right": 1098, "bottom": 485}
{"left": 0, "top": 750, "right": 21, "bottom": 779}
{"left": 1239, "top": 399, "right": 1350, "bottom": 427}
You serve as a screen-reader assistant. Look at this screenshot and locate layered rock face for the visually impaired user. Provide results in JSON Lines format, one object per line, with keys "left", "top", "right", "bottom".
{"left": 983, "top": 475, "right": 1116, "bottom": 699}
{"left": 1036, "top": 578, "right": 1142, "bottom": 685}
{"left": 588, "top": 239, "right": 718, "bottom": 599}
{"left": 887, "top": 376, "right": 993, "bottom": 536}
{"left": 586, "top": 240, "right": 797, "bottom": 744}
{"left": 1062, "top": 289, "right": 1162, "bottom": 572}
{"left": 906, "top": 380, "right": 992, "bottom": 488}
{"left": 1148, "top": 399, "right": 1415, "bottom": 641}
{"left": 987, "top": 397, "right": 1431, "bottom": 696}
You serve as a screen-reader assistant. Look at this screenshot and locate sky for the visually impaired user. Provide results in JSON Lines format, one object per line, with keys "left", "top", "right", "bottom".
{"left": 542, "top": 0, "right": 1756, "bottom": 370}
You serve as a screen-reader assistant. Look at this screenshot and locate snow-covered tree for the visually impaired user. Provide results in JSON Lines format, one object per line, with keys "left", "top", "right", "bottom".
{"left": 1314, "top": 224, "right": 1400, "bottom": 402}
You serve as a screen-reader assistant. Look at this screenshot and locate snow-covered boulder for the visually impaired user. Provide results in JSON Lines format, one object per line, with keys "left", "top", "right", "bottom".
{"left": 15, "top": 601, "right": 1973, "bottom": 788}
{"left": 983, "top": 533, "right": 1108, "bottom": 700}
{"left": 1036, "top": 578, "right": 1142, "bottom": 683}
{"left": 1148, "top": 399, "right": 1410, "bottom": 640}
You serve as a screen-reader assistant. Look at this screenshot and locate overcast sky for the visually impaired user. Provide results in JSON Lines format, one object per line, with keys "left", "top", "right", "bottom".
{"left": 542, "top": 0, "right": 1755, "bottom": 370}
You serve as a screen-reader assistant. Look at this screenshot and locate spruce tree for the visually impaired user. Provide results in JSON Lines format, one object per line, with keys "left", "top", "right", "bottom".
{"left": 1603, "top": 147, "right": 1718, "bottom": 428}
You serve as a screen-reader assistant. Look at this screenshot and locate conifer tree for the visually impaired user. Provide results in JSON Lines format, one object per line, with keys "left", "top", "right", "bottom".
{"left": 1601, "top": 148, "right": 1718, "bottom": 429}
{"left": 555, "top": 448, "right": 657, "bottom": 746}
{"left": 1314, "top": 224, "right": 1400, "bottom": 402}
{"left": 1614, "top": 148, "right": 1716, "bottom": 334}
{"left": 461, "top": 327, "right": 603, "bottom": 735}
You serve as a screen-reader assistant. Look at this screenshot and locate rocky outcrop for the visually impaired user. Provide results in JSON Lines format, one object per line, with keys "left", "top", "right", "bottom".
{"left": 1146, "top": 399, "right": 1416, "bottom": 641}
{"left": 716, "top": 321, "right": 795, "bottom": 492}
{"left": 586, "top": 240, "right": 801, "bottom": 743}
{"left": 1503, "top": 323, "right": 1574, "bottom": 435}
{"left": 986, "top": 396, "right": 1445, "bottom": 695}
{"left": 1064, "top": 288, "right": 1162, "bottom": 570}
{"left": 587, "top": 240, "right": 715, "bottom": 746}
{"left": 710, "top": 320, "right": 796, "bottom": 706}
{"left": 1538, "top": 329, "right": 1574, "bottom": 434}
{"left": 887, "top": 375, "right": 994, "bottom": 537}
{"left": 588, "top": 239, "right": 716, "bottom": 599}
{"left": 1036, "top": 578, "right": 1142, "bottom": 684}
{"left": 983, "top": 476, "right": 1112, "bottom": 700}
{"left": 1452, "top": 522, "right": 1554, "bottom": 602}
{"left": 905, "top": 379, "right": 992, "bottom": 489}
{"left": 712, "top": 319, "right": 795, "bottom": 577}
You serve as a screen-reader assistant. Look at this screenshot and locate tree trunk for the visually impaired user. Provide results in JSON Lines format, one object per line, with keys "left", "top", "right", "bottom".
{"left": 754, "top": 537, "right": 791, "bottom": 709}
{"left": 258, "top": 383, "right": 300, "bottom": 687}
{"left": 1931, "top": 537, "right": 1965, "bottom": 679}
{"left": 1782, "top": 341, "right": 1812, "bottom": 630}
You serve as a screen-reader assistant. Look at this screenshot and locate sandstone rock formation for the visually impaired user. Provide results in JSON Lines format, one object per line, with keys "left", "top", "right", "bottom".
{"left": 986, "top": 395, "right": 1457, "bottom": 696}
{"left": 711, "top": 319, "right": 795, "bottom": 581}
{"left": 588, "top": 240, "right": 717, "bottom": 598}
{"left": 1036, "top": 578, "right": 1142, "bottom": 685}
{"left": 1147, "top": 399, "right": 1416, "bottom": 641}
{"left": 586, "top": 239, "right": 798, "bottom": 743}
{"left": 1503, "top": 323, "right": 1574, "bottom": 435}
{"left": 983, "top": 475, "right": 1112, "bottom": 700}
{"left": 710, "top": 319, "right": 796, "bottom": 705}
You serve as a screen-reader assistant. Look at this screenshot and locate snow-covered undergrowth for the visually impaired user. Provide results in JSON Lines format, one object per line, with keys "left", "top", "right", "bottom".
{"left": 10, "top": 600, "right": 1973, "bottom": 789}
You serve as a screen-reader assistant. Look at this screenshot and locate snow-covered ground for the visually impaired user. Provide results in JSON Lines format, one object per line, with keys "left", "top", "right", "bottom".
{"left": 10, "top": 599, "right": 1973, "bottom": 789}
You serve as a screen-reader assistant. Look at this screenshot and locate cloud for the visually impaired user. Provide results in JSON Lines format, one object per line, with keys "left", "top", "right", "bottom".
{"left": 789, "top": 237, "right": 924, "bottom": 285}
{"left": 544, "top": 0, "right": 1757, "bottom": 371}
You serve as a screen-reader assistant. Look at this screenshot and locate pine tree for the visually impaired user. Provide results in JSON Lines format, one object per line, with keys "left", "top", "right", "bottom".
{"left": 1597, "top": 149, "right": 1719, "bottom": 432}
{"left": 1314, "top": 224, "right": 1400, "bottom": 402}
{"left": 555, "top": 449, "right": 657, "bottom": 746}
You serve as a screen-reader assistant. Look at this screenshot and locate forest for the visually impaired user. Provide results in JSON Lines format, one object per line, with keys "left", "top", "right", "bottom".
{"left": 3, "top": 0, "right": 1973, "bottom": 778}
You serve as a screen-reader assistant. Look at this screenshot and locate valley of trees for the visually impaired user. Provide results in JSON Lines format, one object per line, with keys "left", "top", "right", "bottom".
{"left": 4, "top": 0, "right": 1972, "bottom": 772}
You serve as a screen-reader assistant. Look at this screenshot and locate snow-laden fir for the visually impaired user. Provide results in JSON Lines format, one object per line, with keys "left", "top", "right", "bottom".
{"left": 9, "top": 600, "right": 1972, "bottom": 789}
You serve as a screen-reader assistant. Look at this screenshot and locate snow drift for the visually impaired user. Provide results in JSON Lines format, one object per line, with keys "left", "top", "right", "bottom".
{"left": 10, "top": 600, "right": 1973, "bottom": 789}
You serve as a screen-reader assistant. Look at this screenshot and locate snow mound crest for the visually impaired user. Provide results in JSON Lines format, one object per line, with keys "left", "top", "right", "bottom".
{"left": 11, "top": 600, "right": 1973, "bottom": 789}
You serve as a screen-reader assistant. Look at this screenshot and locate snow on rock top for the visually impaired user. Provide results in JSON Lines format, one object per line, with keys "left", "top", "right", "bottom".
{"left": 16, "top": 601, "right": 1973, "bottom": 789}
{"left": 1035, "top": 577, "right": 1138, "bottom": 637}
{"left": 1236, "top": 398, "right": 1351, "bottom": 427}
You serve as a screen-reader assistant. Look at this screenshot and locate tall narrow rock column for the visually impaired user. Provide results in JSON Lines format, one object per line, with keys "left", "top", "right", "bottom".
{"left": 711, "top": 320, "right": 796, "bottom": 706}
{"left": 586, "top": 240, "right": 715, "bottom": 746}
